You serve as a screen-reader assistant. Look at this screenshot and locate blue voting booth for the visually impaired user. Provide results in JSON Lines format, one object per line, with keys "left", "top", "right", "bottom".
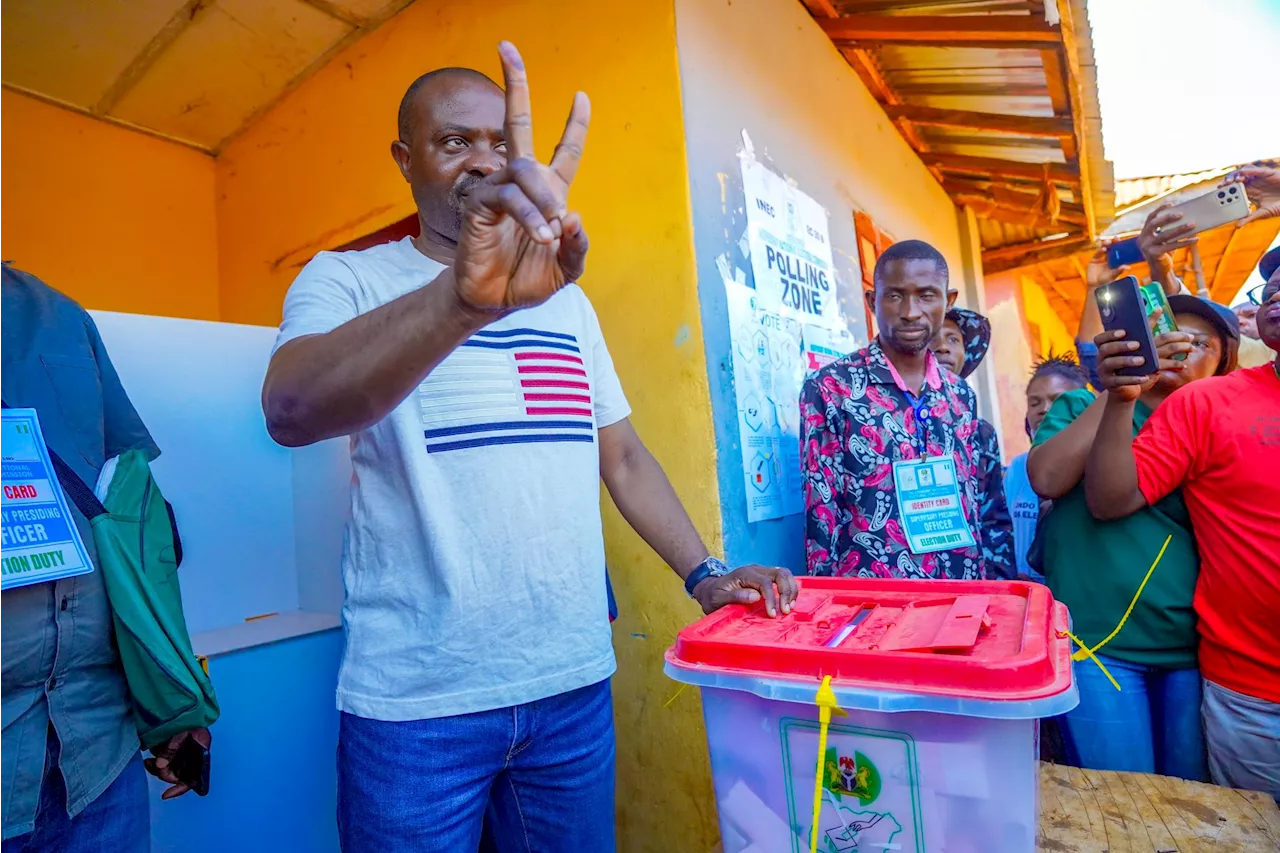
{"left": 92, "top": 312, "right": 350, "bottom": 853}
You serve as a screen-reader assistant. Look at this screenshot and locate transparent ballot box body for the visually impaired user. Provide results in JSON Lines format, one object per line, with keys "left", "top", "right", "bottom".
{"left": 665, "top": 578, "right": 1078, "bottom": 853}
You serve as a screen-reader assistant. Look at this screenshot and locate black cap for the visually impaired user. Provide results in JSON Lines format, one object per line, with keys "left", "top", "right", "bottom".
{"left": 1167, "top": 294, "right": 1240, "bottom": 343}
{"left": 1260, "top": 246, "right": 1280, "bottom": 282}
{"left": 943, "top": 307, "right": 991, "bottom": 378}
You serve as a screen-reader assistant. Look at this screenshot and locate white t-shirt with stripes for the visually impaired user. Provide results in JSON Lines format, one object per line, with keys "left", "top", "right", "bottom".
{"left": 275, "top": 237, "right": 629, "bottom": 720}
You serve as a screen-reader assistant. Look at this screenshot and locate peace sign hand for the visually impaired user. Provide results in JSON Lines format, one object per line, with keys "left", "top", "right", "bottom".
{"left": 454, "top": 42, "right": 590, "bottom": 317}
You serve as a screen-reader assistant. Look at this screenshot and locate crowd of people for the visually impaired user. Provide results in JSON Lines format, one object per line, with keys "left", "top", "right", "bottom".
{"left": 798, "top": 166, "right": 1278, "bottom": 801}
{"left": 2, "top": 39, "right": 1277, "bottom": 853}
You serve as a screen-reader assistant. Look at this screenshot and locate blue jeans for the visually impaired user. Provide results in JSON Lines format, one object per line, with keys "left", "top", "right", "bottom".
{"left": 2, "top": 729, "right": 149, "bottom": 853}
{"left": 337, "top": 678, "right": 616, "bottom": 853}
{"left": 1063, "top": 655, "right": 1208, "bottom": 781}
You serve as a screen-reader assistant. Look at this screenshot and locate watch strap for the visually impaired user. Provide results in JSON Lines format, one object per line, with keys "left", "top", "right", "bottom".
{"left": 684, "top": 556, "right": 728, "bottom": 598}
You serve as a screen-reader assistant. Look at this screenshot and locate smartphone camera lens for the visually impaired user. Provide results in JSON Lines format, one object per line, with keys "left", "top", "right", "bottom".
{"left": 1218, "top": 191, "right": 1226, "bottom": 199}
{"left": 1229, "top": 186, "right": 1238, "bottom": 194}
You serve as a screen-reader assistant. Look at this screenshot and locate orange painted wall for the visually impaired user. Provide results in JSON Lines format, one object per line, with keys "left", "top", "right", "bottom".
{"left": 1, "top": 90, "right": 220, "bottom": 320}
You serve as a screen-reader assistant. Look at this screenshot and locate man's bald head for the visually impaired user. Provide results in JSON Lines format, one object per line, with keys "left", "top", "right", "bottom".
{"left": 397, "top": 67, "right": 501, "bottom": 143}
{"left": 390, "top": 66, "right": 508, "bottom": 248}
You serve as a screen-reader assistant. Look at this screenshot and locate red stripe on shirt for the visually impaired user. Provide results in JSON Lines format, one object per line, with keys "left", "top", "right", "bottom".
{"left": 521, "top": 379, "right": 590, "bottom": 390}
{"left": 514, "top": 352, "right": 584, "bottom": 364}
{"left": 526, "top": 407, "right": 593, "bottom": 417}
{"left": 517, "top": 365, "right": 587, "bottom": 377}
{"left": 524, "top": 393, "right": 592, "bottom": 403}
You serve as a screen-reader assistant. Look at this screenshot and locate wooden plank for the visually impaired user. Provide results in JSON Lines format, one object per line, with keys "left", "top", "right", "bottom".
{"left": 820, "top": 13, "right": 1060, "bottom": 47}
{"left": 1118, "top": 771, "right": 1180, "bottom": 852}
{"left": 1036, "top": 764, "right": 1280, "bottom": 852}
{"left": 214, "top": 0, "right": 415, "bottom": 151}
{"left": 92, "top": 0, "right": 213, "bottom": 115}
{"left": 1040, "top": 47, "right": 1072, "bottom": 116}
{"left": 798, "top": 0, "right": 840, "bottom": 17}
{"left": 883, "top": 103, "right": 1073, "bottom": 137}
{"left": 297, "top": 0, "right": 369, "bottom": 28}
{"left": 942, "top": 178, "right": 1085, "bottom": 217}
{"left": 983, "top": 234, "right": 1094, "bottom": 272}
{"left": 1054, "top": 0, "right": 1096, "bottom": 237}
{"left": 921, "top": 152, "right": 1080, "bottom": 185}
{"left": 954, "top": 194, "right": 1087, "bottom": 229}
{"left": 1130, "top": 770, "right": 1205, "bottom": 851}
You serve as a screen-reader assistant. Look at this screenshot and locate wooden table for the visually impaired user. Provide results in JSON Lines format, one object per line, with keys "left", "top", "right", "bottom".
{"left": 1037, "top": 762, "right": 1280, "bottom": 852}
{"left": 708, "top": 763, "right": 1280, "bottom": 852}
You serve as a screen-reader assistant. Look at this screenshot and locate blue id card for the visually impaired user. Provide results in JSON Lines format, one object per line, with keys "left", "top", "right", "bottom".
{"left": 891, "top": 456, "right": 977, "bottom": 555}
{"left": 1, "top": 408, "right": 95, "bottom": 589}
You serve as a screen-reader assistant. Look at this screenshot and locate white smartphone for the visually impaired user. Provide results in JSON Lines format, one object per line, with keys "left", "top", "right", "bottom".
{"left": 1156, "top": 182, "right": 1250, "bottom": 236}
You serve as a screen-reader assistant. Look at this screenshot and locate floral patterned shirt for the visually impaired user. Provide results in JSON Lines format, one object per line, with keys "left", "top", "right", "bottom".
{"left": 801, "top": 339, "right": 1014, "bottom": 579}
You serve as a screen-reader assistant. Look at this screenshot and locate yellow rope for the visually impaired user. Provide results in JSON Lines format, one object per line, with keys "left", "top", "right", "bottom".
{"left": 1059, "top": 534, "right": 1173, "bottom": 692}
{"left": 1062, "top": 629, "right": 1120, "bottom": 691}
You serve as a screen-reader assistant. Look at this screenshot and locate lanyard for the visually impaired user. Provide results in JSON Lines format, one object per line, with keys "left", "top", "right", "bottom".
{"left": 902, "top": 388, "right": 931, "bottom": 456}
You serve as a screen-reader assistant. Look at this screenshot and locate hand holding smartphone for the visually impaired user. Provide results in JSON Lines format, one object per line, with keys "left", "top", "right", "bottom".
{"left": 1095, "top": 276, "right": 1158, "bottom": 377}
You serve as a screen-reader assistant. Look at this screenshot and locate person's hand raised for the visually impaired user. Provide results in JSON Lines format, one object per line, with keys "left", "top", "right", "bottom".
{"left": 453, "top": 42, "right": 590, "bottom": 317}
{"left": 1093, "top": 321, "right": 1193, "bottom": 402}
{"left": 1225, "top": 164, "right": 1280, "bottom": 226}
{"left": 1138, "top": 203, "right": 1196, "bottom": 266}
{"left": 1085, "top": 245, "right": 1126, "bottom": 289}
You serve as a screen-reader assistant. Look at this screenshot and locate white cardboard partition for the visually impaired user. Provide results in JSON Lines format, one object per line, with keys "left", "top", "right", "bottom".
{"left": 90, "top": 311, "right": 349, "bottom": 653}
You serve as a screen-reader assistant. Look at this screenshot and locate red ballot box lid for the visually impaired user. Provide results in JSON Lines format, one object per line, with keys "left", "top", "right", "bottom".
{"left": 668, "top": 577, "right": 1073, "bottom": 702}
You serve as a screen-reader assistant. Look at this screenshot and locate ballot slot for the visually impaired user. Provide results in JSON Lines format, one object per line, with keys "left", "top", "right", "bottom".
{"left": 823, "top": 606, "right": 873, "bottom": 648}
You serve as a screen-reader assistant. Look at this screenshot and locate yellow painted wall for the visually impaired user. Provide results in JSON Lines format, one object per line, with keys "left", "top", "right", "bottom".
{"left": 985, "top": 269, "right": 1078, "bottom": 458}
{"left": 214, "top": 2, "right": 717, "bottom": 850}
{"left": 1, "top": 90, "right": 220, "bottom": 320}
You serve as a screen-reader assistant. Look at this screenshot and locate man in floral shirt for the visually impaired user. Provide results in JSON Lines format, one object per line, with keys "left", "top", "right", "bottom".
{"left": 801, "top": 240, "right": 1013, "bottom": 579}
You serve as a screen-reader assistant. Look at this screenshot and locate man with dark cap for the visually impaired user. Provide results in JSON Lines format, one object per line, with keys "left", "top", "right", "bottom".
{"left": 930, "top": 306, "right": 1014, "bottom": 578}
{"left": 259, "top": 43, "right": 795, "bottom": 852}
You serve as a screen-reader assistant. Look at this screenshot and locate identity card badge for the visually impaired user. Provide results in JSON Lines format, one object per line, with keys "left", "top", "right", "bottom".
{"left": 1, "top": 408, "right": 95, "bottom": 589}
{"left": 891, "top": 456, "right": 977, "bottom": 555}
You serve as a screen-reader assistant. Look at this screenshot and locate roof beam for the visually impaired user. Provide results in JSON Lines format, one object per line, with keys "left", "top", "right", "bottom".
{"left": 297, "top": 0, "right": 369, "bottom": 28}
{"left": 952, "top": 194, "right": 1087, "bottom": 228}
{"left": 943, "top": 178, "right": 1085, "bottom": 218}
{"left": 93, "top": 0, "right": 212, "bottom": 115}
{"left": 884, "top": 104, "right": 1073, "bottom": 138}
{"left": 798, "top": 0, "right": 840, "bottom": 17}
{"left": 921, "top": 153, "right": 1080, "bottom": 185}
{"left": 1054, "top": 0, "right": 1096, "bottom": 237}
{"left": 983, "top": 234, "right": 1094, "bottom": 273}
{"left": 820, "top": 14, "right": 1061, "bottom": 48}
{"left": 1039, "top": 48, "right": 1072, "bottom": 116}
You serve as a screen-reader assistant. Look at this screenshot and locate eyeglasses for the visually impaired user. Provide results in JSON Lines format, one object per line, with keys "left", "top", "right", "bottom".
{"left": 1248, "top": 283, "right": 1279, "bottom": 305}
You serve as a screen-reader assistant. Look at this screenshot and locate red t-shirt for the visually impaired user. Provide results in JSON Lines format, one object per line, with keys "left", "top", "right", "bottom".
{"left": 1131, "top": 363, "right": 1280, "bottom": 703}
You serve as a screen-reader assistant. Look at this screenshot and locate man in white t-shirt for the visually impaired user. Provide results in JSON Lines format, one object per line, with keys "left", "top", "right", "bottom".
{"left": 261, "top": 43, "right": 796, "bottom": 853}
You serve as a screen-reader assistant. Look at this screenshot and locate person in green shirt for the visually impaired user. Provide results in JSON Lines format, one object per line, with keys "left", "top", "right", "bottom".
{"left": 1026, "top": 294, "right": 1239, "bottom": 781}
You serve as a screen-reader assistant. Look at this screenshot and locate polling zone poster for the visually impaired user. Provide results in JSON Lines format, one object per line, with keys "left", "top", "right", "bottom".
{"left": 727, "top": 155, "right": 857, "bottom": 522}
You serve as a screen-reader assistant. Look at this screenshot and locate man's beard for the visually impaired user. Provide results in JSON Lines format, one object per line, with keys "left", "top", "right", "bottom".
{"left": 425, "top": 175, "right": 487, "bottom": 244}
{"left": 885, "top": 325, "right": 932, "bottom": 354}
